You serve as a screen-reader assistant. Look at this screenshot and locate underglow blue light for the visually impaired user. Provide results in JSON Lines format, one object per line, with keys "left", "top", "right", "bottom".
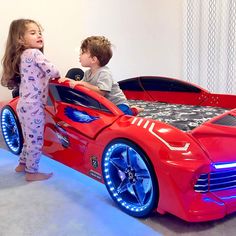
{"left": 214, "top": 162, "right": 236, "bottom": 169}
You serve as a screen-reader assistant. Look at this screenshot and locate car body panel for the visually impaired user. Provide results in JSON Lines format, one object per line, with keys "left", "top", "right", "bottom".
{"left": 119, "top": 76, "right": 236, "bottom": 109}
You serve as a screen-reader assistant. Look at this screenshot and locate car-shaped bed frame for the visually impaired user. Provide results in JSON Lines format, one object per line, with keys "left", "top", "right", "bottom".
{"left": 1, "top": 75, "right": 236, "bottom": 222}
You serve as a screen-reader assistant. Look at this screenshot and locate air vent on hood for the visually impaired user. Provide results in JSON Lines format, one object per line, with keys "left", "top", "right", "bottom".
{"left": 212, "top": 114, "right": 236, "bottom": 126}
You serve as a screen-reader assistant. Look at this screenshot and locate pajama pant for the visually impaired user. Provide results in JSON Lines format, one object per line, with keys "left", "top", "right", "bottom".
{"left": 16, "top": 100, "right": 45, "bottom": 173}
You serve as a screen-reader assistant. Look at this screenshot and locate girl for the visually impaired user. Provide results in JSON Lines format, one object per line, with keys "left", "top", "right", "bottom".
{"left": 1, "top": 19, "right": 60, "bottom": 181}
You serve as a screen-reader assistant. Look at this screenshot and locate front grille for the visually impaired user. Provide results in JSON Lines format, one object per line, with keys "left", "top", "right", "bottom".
{"left": 194, "top": 170, "right": 236, "bottom": 193}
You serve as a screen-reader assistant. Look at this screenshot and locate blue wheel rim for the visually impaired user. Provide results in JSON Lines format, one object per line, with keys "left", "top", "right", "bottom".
{"left": 103, "top": 143, "right": 154, "bottom": 213}
{"left": 1, "top": 108, "right": 21, "bottom": 154}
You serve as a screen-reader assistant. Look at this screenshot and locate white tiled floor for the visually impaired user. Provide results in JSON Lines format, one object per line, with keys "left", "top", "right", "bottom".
{"left": 1, "top": 134, "right": 236, "bottom": 236}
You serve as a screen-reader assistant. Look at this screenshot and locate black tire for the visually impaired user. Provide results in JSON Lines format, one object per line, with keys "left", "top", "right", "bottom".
{"left": 1, "top": 106, "right": 23, "bottom": 155}
{"left": 102, "top": 138, "right": 159, "bottom": 218}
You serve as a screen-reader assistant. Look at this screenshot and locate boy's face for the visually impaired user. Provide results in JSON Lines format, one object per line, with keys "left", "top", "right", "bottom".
{"left": 79, "top": 50, "right": 99, "bottom": 68}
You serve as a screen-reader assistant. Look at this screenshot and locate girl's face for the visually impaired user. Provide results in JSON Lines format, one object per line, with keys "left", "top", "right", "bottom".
{"left": 21, "top": 22, "right": 44, "bottom": 49}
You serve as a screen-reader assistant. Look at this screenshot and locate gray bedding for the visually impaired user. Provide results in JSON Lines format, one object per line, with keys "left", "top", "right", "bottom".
{"left": 128, "top": 100, "right": 228, "bottom": 132}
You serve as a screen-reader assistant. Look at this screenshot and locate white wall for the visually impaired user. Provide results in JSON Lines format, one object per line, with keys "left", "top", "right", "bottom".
{"left": 0, "top": 0, "right": 183, "bottom": 100}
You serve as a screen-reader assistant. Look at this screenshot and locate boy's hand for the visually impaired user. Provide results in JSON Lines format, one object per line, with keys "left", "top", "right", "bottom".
{"left": 69, "top": 81, "right": 86, "bottom": 89}
{"left": 58, "top": 77, "right": 70, "bottom": 83}
{"left": 69, "top": 80, "right": 79, "bottom": 89}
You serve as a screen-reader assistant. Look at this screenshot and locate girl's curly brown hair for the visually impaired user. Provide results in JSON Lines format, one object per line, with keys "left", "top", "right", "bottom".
{"left": 1, "top": 19, "right": 43, "bottom": 90}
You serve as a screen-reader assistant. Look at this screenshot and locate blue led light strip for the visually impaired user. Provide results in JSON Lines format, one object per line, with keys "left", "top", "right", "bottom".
{"left": 214, "top": 162, "right": 236, "bottom": 169}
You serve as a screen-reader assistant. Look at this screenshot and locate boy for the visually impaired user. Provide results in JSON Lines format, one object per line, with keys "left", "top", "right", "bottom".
{"left": 61, "top": 36, "right": 143, "bottom": 115}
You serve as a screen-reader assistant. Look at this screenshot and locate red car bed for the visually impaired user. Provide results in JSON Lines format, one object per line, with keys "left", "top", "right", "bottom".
{"left": 1, "top": 75, "right": 236, "bottom": 222}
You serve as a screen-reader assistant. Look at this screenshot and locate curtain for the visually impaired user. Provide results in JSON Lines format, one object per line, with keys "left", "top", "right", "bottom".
{"left": 183, "top": 0, "right": 236, "bottom": 94}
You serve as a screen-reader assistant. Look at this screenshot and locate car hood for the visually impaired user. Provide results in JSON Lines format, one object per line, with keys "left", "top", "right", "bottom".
{"left": 191, "top": 111, "right": 236, "bottom": 163}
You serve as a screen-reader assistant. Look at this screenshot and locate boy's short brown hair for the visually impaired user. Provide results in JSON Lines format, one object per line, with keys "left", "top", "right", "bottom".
{"left": 81, "top": 36, "right": 113, "bottom": 67}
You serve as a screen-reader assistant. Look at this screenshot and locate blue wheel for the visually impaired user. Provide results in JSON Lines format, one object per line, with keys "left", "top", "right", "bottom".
{"left": 1, "top": 106, "right": 23, "bottom": 155}
{"left": 102, "top": 139, "right": 158, "bottom": 218}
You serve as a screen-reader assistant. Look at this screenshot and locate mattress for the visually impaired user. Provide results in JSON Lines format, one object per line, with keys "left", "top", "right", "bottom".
{"left": 128, "top": 100, "right": 228, "bottom": 131}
